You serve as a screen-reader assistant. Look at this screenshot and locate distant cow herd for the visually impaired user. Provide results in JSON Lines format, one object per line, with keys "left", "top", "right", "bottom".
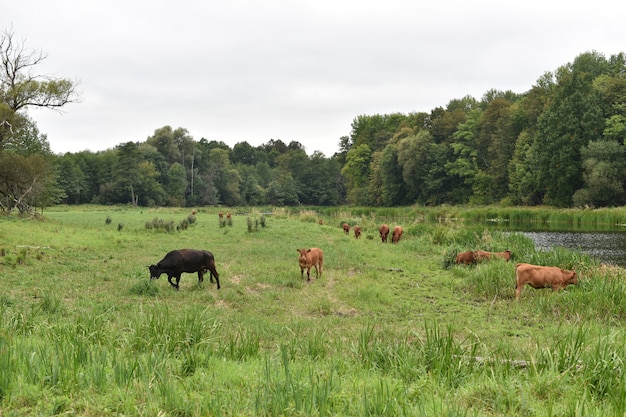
{"left": 147, "top": 213, "right": 579, "bottom": 301}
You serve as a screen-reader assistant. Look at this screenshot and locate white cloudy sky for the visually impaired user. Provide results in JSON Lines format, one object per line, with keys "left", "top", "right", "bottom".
{"left": 3, "top": 1, "right": 625, "bottom": 157}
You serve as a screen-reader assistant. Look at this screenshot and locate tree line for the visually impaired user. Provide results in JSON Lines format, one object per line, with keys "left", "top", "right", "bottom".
{"left": 2, "top": 27, "right": 626, "bottom": 211}
{"left": 55, "top": 131, "right": 343, "bottom": 207}
{"left": 340, "top": 51, "right": 626, "bottom": 208}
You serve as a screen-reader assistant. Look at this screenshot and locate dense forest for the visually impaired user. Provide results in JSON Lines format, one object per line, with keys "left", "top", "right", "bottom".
{"left": 2, "top": 44, "right": 626, "bottom": 211}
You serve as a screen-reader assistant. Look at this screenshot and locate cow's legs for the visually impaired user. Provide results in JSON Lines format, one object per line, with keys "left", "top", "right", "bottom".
{"left": 197, "top": 270, "right": 204, "bottom": 283}
{"left": 205, "top": 268, "right": 215, "bottom": 283}
{"left": 167, "top": 274, "right": 180, "bottom": 290}
{"left": 209, "top": 267, "right": 220, "bottom": 289}
{"left": 515, "top": 285, "right": 523, "bottom": 300}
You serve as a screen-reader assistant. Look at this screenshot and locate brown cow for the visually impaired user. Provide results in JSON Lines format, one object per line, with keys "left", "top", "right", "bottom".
{"left": 319, "top": 219, "right": 324, "bottom": 225}
{"left": 515, "top": 263, "right": 578, "bottom": 300}
{"left": 455, "top": 250, "right": 475, "bottom": 265}
{"left": 342, "top": 223, "right": 350, "bottom": 234}
{"left": 379, "top": 224, "right": 390, "bottom": 243}
{"left": 391, "top": 226, "right": 403, "bottom": 244}
{"left": 353, "top": 226, "right": 362, "bottom": 239}
{"left": 475, "top": 250, "right": 512, "bottom": 262}
{"left": 297, "top": 248, "right": 324, "bottom": 281}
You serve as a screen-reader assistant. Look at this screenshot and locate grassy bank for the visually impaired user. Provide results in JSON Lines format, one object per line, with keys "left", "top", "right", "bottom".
{"left": 1, "top": 205, "right": 626, "bottom": 415}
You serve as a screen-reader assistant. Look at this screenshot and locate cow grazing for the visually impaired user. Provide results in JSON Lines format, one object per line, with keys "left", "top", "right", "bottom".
{"left": 319, "top": 219, "right": 324, "bottom": 225}
{"left": 391, "top": 226, "right": 403, "bottom": 244}
{"left": 455, "top": 250, "right": 475, "bottom": 265}
{"left": 149, "top": 249, "right": 220, "bottom": 290}
{"left": 342, "top": 223, "right": 350, "bottom": 234}
{"left": 218, "top": 212, "right": 224, "bottom": 219}
{"left": 379, "top": 224, "right": 390, "bottom": 243}
{"left": 515, "top": 263, "right": 578, "bottom": 300}
{"left": 475, "top": 250, "right": 512, "bottom": 262}
{"left": 297, "top": 248, "right": 324, "bottom": 281}
{"left": 353, "top": 226, "right": 362, "bottom": 239}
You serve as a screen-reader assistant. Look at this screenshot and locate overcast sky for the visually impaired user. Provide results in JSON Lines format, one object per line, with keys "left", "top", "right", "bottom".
{"left": 3, "top": 1, "right": 625, "bottom": 157}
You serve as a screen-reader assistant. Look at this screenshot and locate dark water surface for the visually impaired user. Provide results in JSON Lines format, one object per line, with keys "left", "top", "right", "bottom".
{"left": 519, "top": 231, "right": 626, "bottom": 266}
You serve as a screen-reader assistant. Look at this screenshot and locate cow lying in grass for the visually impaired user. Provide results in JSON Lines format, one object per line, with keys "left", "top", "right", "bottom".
{"left": 475, "top": 250, "right": 512, "bottom": 262}
{"left": 149, "top": 249, "right": 220, "bottom": 290}
{"left": 515, "top": 263, "right": 577, "bottom": 300}
{"left": 297, "top": 248, "right": 324, "bottom": 281}
{"left": 455, "top": 250, "right": 475, "bottom": 265}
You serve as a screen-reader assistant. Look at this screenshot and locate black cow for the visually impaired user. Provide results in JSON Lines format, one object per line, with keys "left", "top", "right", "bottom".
{"left": 149, "top": 249, "right": 220, "bottom": 290}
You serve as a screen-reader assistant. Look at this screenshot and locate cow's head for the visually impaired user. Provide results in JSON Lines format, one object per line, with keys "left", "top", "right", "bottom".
{"left": 566, "top": 270, "right": 578, "bottom": 285}
{"left": 297, "top": 249, "right": 309, "bottom": 266}
{"left": 148, "top": 264, "right": 160, "bottom": 280}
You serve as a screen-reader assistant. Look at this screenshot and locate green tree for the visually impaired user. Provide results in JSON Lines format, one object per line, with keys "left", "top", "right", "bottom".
{"left": 531, "top": 53, "right": 607, "bottom": 206}
{"left": 301, "top": 152, "right": 341, "bottom": 205}
{"left": 146, "top": 126, "right": 181, "bottom": 164}
{"left": 238, "top": 164, "right": 266, "bottom": 205}
{"left": 372, "top": 144, "right": 407, "bottom": 206}
{"left": 0, "top": 29, "right": 78, "bottom": 148}
{"left": 341, "top": 144, "right": 371, "bottom": 205}
{"left": 114, "top": 142, "right": 143, "bottom": 206}
{"left": 260, "top": 139, "right": 288, "bottom": 167}
{"left": 0, "top": 29, "right": 78, "bottom": 213}
{"left": 426, "top": 96, "right": 477, "bottom": 144}
{"left": 208, "top": 148, "right": 241, "bottom": 206}
{"left": 444, "top": 109, "right": 481, "bottom": 200}
{"left": 506, "top": 76, "right": 554, "bottom": 205}
{"left": 165, "top": 162, "right": 187, "bottom": 206}
{"left": 0, "top": 152, "right": 59, "bottom": 213}
{"left": 231, "top": 141, "right": 259, "bottom": 165}
{"left": 134, "top": 161, "right": 165, "bottom": 206}
{"left": 56, "top": 154, "right": 87, "bottom": 204}
{"left": 267, "top": 172, "right": 299, "bottom": 206}
{"left": 603, "top": 114, "right": 626, "bottom": 140}
{"left": 476, "top": 98, "right": 518, "bottom": 202}
{"left": 398, "top": 131, "right": 449, "bottom": 204}
{"left": 573, "top": 140, "right": 626, "bottom": 207}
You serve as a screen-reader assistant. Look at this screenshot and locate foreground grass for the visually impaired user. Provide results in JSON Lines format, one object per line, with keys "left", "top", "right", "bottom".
{"left": 1, "top": 206, "right": 626, "bottom": 415}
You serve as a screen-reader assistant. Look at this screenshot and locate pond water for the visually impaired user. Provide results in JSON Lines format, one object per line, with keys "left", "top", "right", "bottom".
{"left": 481, "top": 219, "right": 626, "bottom": 266}
{"left": 519, "top": 231, "right": 626, "bottom": 267}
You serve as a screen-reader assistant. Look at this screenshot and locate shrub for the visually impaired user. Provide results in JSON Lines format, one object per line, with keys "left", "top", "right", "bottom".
{"left": 145, "top": 217, "right": 176, "bottom": 233}
{"left": 129, "top": 280, "right": 160, "bottom": 297}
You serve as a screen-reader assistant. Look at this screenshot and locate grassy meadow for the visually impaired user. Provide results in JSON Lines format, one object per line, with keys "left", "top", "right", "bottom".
{"left": 2, "top": 205, "right": 626, "bottom": 416}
